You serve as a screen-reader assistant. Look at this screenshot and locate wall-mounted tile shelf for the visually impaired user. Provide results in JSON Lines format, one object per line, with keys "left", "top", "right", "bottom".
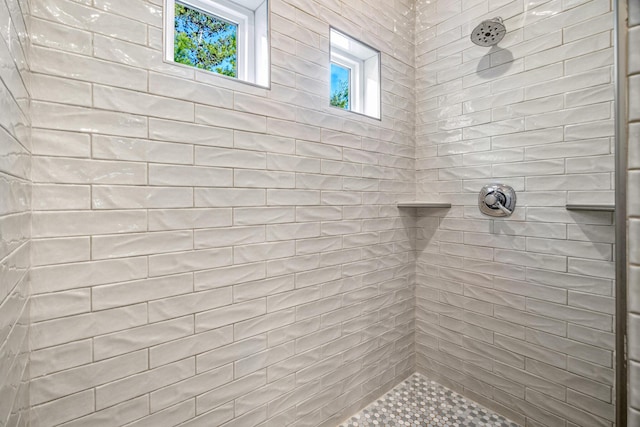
{"left": 566, "top": 204, "right": 615, "bottom": 212}
{"left": 397, "top": 202, "right": 452, "bottom": 208}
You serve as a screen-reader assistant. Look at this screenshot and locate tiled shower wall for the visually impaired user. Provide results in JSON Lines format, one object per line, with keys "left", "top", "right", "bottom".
{"left": 414, "top": 0, "right": 617, "bottom": 426}
{"left": 628, "top": 0, "right": 640, "bottom": 423}
{"left": 0, "top": 0, "right": 31, "bottom": 425}
{"left": 26, "top": 0, "right": 417, "bottom": 426}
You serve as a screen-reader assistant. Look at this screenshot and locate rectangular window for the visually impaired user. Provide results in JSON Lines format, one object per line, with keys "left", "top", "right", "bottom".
{"left": 174, "top": 2, "right": 238, "bottom": 77}
{"left": 329, "top": 28, "right": 381, "bottom": 119}
{"left": 165, "top": 0, "right": 270, "bottom": 87}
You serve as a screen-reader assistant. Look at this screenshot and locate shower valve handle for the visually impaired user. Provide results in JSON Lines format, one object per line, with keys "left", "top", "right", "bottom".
{"left": 484, "top": 193, "right": 512, "bottom": 215}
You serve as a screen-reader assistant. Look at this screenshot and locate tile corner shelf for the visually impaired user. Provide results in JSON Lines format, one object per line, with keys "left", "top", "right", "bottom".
{"left": 397, "top": 202, "right": 452, "bottom": 208}
{"left": 565, "top": 204, "right": 615, "bottom": 212}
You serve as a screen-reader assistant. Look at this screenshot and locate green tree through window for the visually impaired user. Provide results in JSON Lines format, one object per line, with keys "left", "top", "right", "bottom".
{"left": 330, "top": 63, "right": 350, "bottom": 110}
{"left": 174, "top": 2, "right": 237, "bottom": 77}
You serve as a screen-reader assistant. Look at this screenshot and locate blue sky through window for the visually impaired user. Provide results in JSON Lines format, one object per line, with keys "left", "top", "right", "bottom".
{"left": 174, "top": 2, "right": 238, "bottom": 77}
{"left": 330, "top": 63, "right": 350, "bottom": 110}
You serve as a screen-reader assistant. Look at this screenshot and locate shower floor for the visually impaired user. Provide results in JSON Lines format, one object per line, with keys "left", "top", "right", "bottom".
{"left": 339, "top": 373, "right": 520, "bottom": 427}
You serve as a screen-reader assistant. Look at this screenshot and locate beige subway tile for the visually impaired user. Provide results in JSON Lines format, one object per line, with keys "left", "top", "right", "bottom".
{"left": 196, "top": 371, "right": 267, "bottom": 414}
{"left": 148, "top": 208, "right": 232, "bottom": 231}
{"left": 150, "top": 326, "right": 233, "bottom": 368}
{"left": 92, "top": 230, "right": 193, "bottom": 259}
{"left": 150, "top": 364, "right": 234, "bottom": 413}
{"left": 31, "top": 288, "right": 91, "bottom": 322}
{"left": 31, "top": 257, "right": 148, "bottom": 294}
{"left": 30, "top": 304, "right": 147, "bottom": 350}
{"left": 148, "top": 287, "right": 232, "bottom": 323}
{"left": 196, "top": 335, "right": 267, "bottom": 374}
{"left": 195, "top": 299, "right": 266, "bottom": 333}
{"left": 95, "top": 359, "right": 195, "bottom": 410}
{"left": 31, "top": 237, "right": 91, "bottom": 266}
{"left": 30, "top": 350, "right": 148, "bottom": 405}
{"left": 30, "top": 389, "right": 94, "bottom": 427}
{"left": 30, "top": 340, "right": 92, "bottom": 378}
{"left": 148, "top": 248, "right": 233, "bottom": 277}
{"left": 60, "top": 396, "right": 149, "bottom": 427}
{"left": 194, "top": 262, "right": 266, "bottom": 291}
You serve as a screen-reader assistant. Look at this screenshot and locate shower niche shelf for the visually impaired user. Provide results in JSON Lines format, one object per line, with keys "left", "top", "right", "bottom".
{"left": 566, "top": 204, "right": 615, "bottom": 212}
{"left": 397, "top": 202, "right": 452, "bottom": 208}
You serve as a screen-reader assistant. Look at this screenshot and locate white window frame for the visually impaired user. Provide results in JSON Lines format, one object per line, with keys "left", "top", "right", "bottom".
{"left": 329, "top": 28, "right": 381, "bottom": 120}
{"left": 331, "top": 54, "right": 360, "bottom": 112}
{"left": 165, "top": 0, "right": 269, "bottom": 86}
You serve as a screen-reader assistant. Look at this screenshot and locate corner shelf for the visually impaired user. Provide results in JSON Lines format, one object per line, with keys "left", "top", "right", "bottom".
{"left": 397, "top": 202, "right": 452, "bottom": 208}
{"left": 566, "top": 204, "right": 615, "bottom": 212}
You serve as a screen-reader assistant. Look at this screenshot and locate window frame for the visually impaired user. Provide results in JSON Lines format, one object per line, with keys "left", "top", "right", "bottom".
{"left": 329, "top": 27, "right": 381, "bottom": 120}
{"left": 331, "top": 54, "right": 361, "bottom": 112}
{"left": 164, "top": 0, "right": 270, "bottom": 87}
{"left": 330, "top": 61, "right": 353, "bottom": 111}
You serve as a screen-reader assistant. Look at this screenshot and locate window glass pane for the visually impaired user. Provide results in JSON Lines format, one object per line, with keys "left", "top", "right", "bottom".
{"left": 174, "top": 2, "right": 238, "bottom": 77}
{"left": 330, "top": 63, "right": 350, "bottom": 110}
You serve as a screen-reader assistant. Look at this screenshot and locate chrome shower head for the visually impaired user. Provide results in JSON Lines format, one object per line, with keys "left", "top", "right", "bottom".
{"left": 470, "top": 17, "right": 506, "bottom": 47}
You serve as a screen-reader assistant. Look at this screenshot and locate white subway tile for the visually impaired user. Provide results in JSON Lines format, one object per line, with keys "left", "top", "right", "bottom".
{"left": 526, "top": 103, "right": 610, "bottom": 130}
{"left": 32, "top": 0, "right": 147, "bottom": 43}
{"left": 30, "top": 17, "right": 92, "bottom": 55}
{"left": 195, "top": 105, "right": 267, "bottom": 133}
{"left": 32, "top": 73, "right": 91, "bottom": 106}
{"left": 91, "top": 230, "right": 193, "bottom": 259}
{"left": 195, "top": 188, "right": 266, "bottom": 207}
{"left": 31, "top": 128, "right": 90, "bottom": 158}
{"left": 150, "top": 364, "right": 234, "bottom": 413}
{"left": 31, "top": 237, "right": 90, "bottom": 266}
{"left": 30, "top": 340, "right": 93, "bottom": 378}
{"left": 59, "top": 396, "right": 150, "bottom": 427}
{"left": 148, "top": 208, "right": 232, "bottom": 231}
{"left": 31, "top": 257, "right": 148, "bottom": 294}
{"left": 149, "top": 326, "right": 233, "bottom": 368}
{"left": 527, "top": 299, "right": 612, "bottom": 332}
{"left": 93, "top": 316, "right": 193, "bottom": 361}
{"left": 31, "top": 47, "right": 148, "bottom": 91}
{"left": 30, "top": 304, "right": 147, "bottom": 350}
{"left": 16, "top": 0, "right": 623, "bottom": 425}
{"left": 30, "top": 390, "right": 94, "bottom": 427}
{"left": 148, "top": 287, "right": 233, "bottom": 323}
{"left": 196, "top": 146, "right": 266, "bottom": 169}
{"left": 92, "top": 273, "right": 194, "bottom": 310}
{"left": 92, "top": 135, "right": 194, "bottom": 165}
{"left": 149, "top": 164, "right": 233, "bottom": 187}
{"left": 30, "top": 350, "right": 148, "bottom": 405}
{"left": 124, "top": 400, "right": 195, "bottom": 427}
{"left": 33, "top": 156, "right": 147, "bottom": 185}
{"left": 234, "top": 241, "right": 296, "bottom": 263}
{"left": 235, "top": 131, "right": 295, "bottom": 154}
{"left": 92, "top": 186, "right": 193, "bottom": 209}
{"left": 95, "top": 359, "right": 195, "bottom": 410}
{"left": 195, "top": 299, "right": 266, "bottom": 333}
{"left": 149, "top": 118, "right": 233, "bottom": 148}
{"left": 149, "top": 72, "right": 233, "bottom": 108}
{"left": 31, "top": 288, "right": 90, "bottom": 322}
{"left": 148, "top": 248, "right": 233, "bottom": 276}
{"left": 196, "top": 371, "right": 267, "bottom": 414}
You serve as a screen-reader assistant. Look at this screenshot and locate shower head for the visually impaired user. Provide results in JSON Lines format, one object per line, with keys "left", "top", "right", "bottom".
{"left": 470, "top": 17, "right": 506, "bottom": 47}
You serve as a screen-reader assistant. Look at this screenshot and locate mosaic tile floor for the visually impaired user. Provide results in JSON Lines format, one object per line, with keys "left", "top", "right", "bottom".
{"left": 339, "top": 374, "right": 520, "bottom": 427}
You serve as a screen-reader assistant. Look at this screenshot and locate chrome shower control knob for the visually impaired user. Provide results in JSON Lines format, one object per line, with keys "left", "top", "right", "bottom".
{"left": 484, "top": 193, "right": 498, "bottom": 206}
{"left": 479, "top": 184, "right": 516, "bottom": 217}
